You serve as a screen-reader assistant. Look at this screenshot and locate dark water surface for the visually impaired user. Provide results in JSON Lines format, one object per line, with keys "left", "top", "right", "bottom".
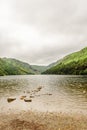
{"left": 0, "top": 75, "right": 87, "bottom": 113}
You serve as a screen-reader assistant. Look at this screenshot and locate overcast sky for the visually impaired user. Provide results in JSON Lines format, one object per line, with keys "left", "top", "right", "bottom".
{"left": 0, "top": 0, "right": 87, "bottom": 65}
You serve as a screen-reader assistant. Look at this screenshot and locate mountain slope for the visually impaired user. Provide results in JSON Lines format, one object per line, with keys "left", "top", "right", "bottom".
{"left": 0, "top": 58, "right": 37, "bottom": 76}
{"left": 42, "top": 47, "right": 87, "bottom": 75}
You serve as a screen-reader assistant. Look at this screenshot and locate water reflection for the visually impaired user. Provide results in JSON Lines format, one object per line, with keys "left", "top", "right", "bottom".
{"left": 0, "top": 75, "right": 87, "bottom": 113}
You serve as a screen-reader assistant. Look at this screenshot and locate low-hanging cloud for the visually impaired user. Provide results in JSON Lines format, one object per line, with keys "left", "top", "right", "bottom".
{"left": 0, "top": 0, "right": 87, "bottom": 65}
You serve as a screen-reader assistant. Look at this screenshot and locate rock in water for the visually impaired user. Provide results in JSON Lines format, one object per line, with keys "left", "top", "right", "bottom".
{"left": 7, "top": 97, "right": 16, "bottom": 103}
{"left": 20, "top": 96, "right": 26, "bottom": 100}
{"left": 48, "top": 93, "right": 52, "bottom": 96}
{"left": 37, "top": 86, "right": 42, "bottom": 91}
{"left": 30, "top": 95, "right": 34, "bottom": 98}
{"left": 24, "top": 98, "right": 32, "bottom": 102}
{"left": 83, "top": 90, "right": 86, "bottom": 94}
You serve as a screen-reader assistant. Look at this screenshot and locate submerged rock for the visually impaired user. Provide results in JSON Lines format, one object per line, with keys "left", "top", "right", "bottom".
{"left": 33, "top": 86, "right": 42, "bottom": 93}
{"left": 33, "top": 90, "right": 39, "bottom": 93}
{"left": 20, "top": 96, "right": 26, "bottom": 100}
{"left": 26, "top": 90, "right": 30, "bottom": 93}
{"left": 30, "top": 95, "right": 34, "bottom": 98}
{"left": 24, "top": 98, "right": 32, "bottom": 102}
{"left": 48, "top": 93, "right": 52, "bottom": 95}
{"left": 7, "top": 97, "right": 16, "bottom": 103}
{"left": 37, "top": 86, "right": 42, "bottom": 91}
{"left": 83, "top": 90, "right": 86, "bottom": 94}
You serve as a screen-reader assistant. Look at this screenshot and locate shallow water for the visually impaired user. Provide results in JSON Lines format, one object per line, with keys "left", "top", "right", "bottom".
{"left": 0, "top": 75, "right": 87, "bottom": 113}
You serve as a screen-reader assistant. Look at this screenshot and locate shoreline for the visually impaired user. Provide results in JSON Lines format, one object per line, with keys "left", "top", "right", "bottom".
{"left": 0, "top": 110, "right": 87, "bottom": 130}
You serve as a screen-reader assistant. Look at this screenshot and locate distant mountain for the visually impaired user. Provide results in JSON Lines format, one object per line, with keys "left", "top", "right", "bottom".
{"left": 0, "top": 47, "right": 87, "bottom": 76}
{"left": 31, "top": 61, "right": 59, "bottom": 73}
{"left": 31, "top": 65, "right": 47, "bottom": 73}
{"left": 0, "top": 57, "right": 61, "bottom": 76}
{"left": 42, "top": 47, "right": 87, "bottom": 75}
{"left": 0, "top": 58, "right": 38, "bottom": 76}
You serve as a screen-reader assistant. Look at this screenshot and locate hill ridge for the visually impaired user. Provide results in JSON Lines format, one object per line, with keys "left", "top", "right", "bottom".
{"left": 42, "top": 47, "right": 87, "bottom": 75}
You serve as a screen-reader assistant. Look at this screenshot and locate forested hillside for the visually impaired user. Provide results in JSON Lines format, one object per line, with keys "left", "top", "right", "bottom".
{"left": 42, "top": 47, "right": 87, "bottom": 75}
{"left": 0, "top": 58, "right": 37, "bottom": 76}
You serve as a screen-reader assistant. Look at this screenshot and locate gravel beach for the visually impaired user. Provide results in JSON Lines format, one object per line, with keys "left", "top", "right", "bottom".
{"left": 0, "top": 110, "right": 87, "bottom": 130}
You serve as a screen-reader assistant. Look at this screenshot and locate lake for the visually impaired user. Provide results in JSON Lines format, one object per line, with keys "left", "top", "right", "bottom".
{"left": 0, "top": 75, "right": 87, "bottom": 114}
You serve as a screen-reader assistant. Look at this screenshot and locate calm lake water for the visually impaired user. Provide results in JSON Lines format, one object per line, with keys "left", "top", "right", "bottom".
{"left": 0, "top": 75, "right": 87, "bottom": 113}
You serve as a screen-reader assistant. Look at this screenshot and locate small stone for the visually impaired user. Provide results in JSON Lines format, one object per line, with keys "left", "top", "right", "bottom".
{"left": 27, "top": 91, "right": 30, "bottom": 93}
{"left": 20, "top": 96, "right": 26, "bottom": 100}
{"left": 24, "top": 98, "right": 32, "bottom": 102}
{"left": 83, "top": 90, "right": 86, "bottom": 94}
{"left": 37, "top": 86, "right": 42, "bottom": 91}
{"left": 30, "top": 95, "right": 34, "bottom": 98}
{"left": 48, "top": 93, "right": 52, "bottom": 95}
{"left": 34, "top": 90, "right": 39, "bottom": 92}
{"left": 7, "top": 97, "right": 16, "bottom": 103}
{"left": 23, "top": 91, "right": 26, "bottom": 93}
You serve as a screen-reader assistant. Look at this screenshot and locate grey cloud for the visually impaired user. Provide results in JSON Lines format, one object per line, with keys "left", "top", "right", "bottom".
{"left": 0, "top": 0, "right": 87, "bottom": 65}
{"left": 13, "top": 0, "right": 87, "bottom": 34}
{"left": 13, "top": 41, "right": 87, "bottom": 65}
